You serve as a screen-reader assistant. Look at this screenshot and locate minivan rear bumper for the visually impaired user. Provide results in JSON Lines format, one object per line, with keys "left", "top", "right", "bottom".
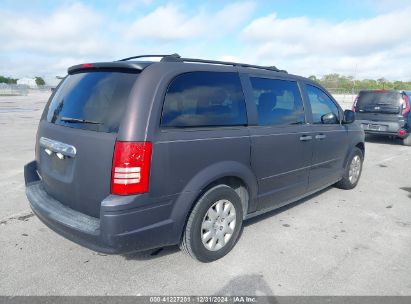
{"left": 357, "top": 119, "right": 409, "bottom": 137}
{"left": 24, "top": 161, "right": 176, "bottom": 254}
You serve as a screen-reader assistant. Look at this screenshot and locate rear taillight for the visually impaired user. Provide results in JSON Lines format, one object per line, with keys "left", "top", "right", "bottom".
{"left": 398, "top": 129, "right": 406, "bottom": 137}
{"left": 402, "top": 94, "right": 410, "bottom": 116}
{"left": 111, "top": 141, "right": 152, "bottom": 195}
{"left": 352, "top": 96, "right": 359, "bottom": 112}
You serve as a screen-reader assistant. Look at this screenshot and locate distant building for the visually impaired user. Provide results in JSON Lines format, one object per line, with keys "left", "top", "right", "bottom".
{"left": 17, "top": 78, "right": 37, "bottom": 88}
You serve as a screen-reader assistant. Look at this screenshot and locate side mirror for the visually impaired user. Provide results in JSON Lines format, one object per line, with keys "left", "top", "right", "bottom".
{"left": 343, "top": 110, "right": 355, "bottom": 124}
{"left": 321, "top": 112, "right": 339, "bottom": 124}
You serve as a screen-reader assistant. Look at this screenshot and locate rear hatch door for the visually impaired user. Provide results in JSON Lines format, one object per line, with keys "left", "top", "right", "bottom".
{"left": 355, "top": 91, "right": 403, "bottom": 122}
{"left": 36, "top": 70, "right": 139, "bottom": 218}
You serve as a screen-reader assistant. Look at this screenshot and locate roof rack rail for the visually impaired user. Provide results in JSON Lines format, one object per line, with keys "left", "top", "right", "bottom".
{"left": 117, "top": 53, "right": 181, "bottom": 61}
{"left": 267, "top": 66, "right": 288, "bottom": 73}
{"left": 175, "top": 57, "right": 285, "bottom": 72}
{"left": 117, "top": 54, "right": 287, "bottom": 73}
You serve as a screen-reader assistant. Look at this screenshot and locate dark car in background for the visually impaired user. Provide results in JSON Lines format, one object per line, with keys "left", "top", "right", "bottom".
{"left": 353, "top": 90, "right": 411, "bottom": 145}
{"left": 24, "top": 54, "right": 365, "bottom": 262}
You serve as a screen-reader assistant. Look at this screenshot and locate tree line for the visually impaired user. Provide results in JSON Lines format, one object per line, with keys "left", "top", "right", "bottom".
{"left": 0, "top": 76, "right": 45, "bottom": 86}
{"left": 1, "top": 73, "right": 410, "bottom": 91}
{"left": 309, "top": 74, "right": 411, "bottom": 92}
{"left": 0, "top": 76, "right": 17, "bottom": 84}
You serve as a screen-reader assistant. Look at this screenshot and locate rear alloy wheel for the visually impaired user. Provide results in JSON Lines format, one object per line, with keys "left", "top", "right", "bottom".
{"left": 201, "top": 199, "right": 237, "bottom": 251}
{"left": 335, "top": 147, "right": 363, "bottom": 190}
{"left": 180, "top": 184, "right": 243, "bottom": 262}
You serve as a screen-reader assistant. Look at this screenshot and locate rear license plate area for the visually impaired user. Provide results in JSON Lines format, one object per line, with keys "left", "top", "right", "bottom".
{"left": 363, "top": 124, "right": 387, "bottom": 131}
{"left": 50, "top": 155, "right": 67, "bottom": 174}
{"left": 40, "top": 150, "right": 75, "bottom": 182}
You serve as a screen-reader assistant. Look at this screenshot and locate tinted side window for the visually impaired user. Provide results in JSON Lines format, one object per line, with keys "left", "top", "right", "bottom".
{"left": 305, "top": 84, "right": 339, "bottom": 124}
{"left": 250, "top": 78, "right": 305, "bottom": 126}
{"left": 161, "top": 72, "right": 247, "bottom": 128}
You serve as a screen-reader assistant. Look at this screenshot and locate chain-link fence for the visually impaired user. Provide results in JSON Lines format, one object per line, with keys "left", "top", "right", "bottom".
{"left": 325, "top": 88, "right": 362, "bottom": 95}
{"left": 0, "top": 84, "right": 30, "bottom": 96}
{"left": 37, "top": 85, "right": 54, "bottom": 92}
{"left": 324, "top": 88, "right": 360, "bottom": 106}
{"left": 0, "top": 84, "right": 54, "bottom": 96}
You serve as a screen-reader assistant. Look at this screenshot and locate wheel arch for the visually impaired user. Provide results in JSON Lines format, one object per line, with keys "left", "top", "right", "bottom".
{"left": 200, "top": 176, "right": 250, "bottom": 218}
{"left": 169, "top": 161, "right": 258, "bottom": 243}
{"left": 355, "top": 142, "right": 365, "bottom": 157}
{"left": 343, "top": 141, "right": 365, "bottom": 169}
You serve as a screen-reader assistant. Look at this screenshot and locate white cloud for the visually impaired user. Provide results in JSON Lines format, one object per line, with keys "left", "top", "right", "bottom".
{"left": 241, "top": 6, "right": 411, "bottom": 80}
{"left": 219, "top": 55, "right": 241, "bottom": 62}
{"left": 0, "top": 2, "right": 256, "bottom": 79}
{"left": 125, "top": 2, "right": 255, "bottom": 41}
{"left": 0, "top": 3, "right": 105, "bottom": 56}
{"left": 1, "top": 1, "right": 411, "bottom": 81}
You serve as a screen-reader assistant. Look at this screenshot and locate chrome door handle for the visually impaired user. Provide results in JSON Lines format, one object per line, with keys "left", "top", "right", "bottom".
{"left": 299, "top": 135, "right": 313, "bottom": 141}
{"left": 315, "top": 134, "right": 327, "bottom": 140}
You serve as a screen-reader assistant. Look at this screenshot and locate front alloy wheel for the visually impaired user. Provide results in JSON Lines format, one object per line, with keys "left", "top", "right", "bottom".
{"left": 348, "top": 155, "right": 361, "bottom": 184}
{"left": 335, "top": 147, "right": 363, "bottom": 190}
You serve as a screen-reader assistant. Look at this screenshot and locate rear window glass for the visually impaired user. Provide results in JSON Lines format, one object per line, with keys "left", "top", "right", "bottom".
{"left": 46, "top": 72, "right": 138, "bottom": 133}
{"left": 161, "top": 72, "right": 247, "bottom": 128}
{"left": 357, "top": 91, "right": 401, "bottom": 107}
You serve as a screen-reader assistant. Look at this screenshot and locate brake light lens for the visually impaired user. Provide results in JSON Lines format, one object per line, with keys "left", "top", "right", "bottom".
{"left": 402, "top": 94, "right": 410, "bottom": 116}
{"left": 111, "top": 141, "right": 152, "bottom": 195}
{"left": 81, "top": 63, "right": 93, "bottom": 68}
{"left": 352, "top": 96, "right": 359, "bottom": 112}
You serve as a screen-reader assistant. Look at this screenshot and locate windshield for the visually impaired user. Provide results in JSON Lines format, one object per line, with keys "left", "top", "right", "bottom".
{"left": 46, "top": 71, "right": 138, "bottom": 133}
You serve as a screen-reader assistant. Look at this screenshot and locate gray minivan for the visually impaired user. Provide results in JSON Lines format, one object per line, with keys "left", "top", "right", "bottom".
{"left": 24, "top": 54, "right": 365, "bottom": 262}
{"left": 353, "top": 90, "right": 411, "bottom": 145}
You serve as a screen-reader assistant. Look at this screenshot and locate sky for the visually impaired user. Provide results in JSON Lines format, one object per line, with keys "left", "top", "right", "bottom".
{"left": 1, "top": 0, "right": 411, "bottom": 84}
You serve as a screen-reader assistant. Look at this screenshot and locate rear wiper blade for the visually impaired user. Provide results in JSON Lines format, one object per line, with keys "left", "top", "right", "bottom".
{"left": 60, "top": 116, "right": 101, "bottom": 124}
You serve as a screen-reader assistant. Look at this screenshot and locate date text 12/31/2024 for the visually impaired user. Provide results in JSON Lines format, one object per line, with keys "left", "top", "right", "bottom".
{"left": 149, "top": 297, "right": 257, "bottom": 303}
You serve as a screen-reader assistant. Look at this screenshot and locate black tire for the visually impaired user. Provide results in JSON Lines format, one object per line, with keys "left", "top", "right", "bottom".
{"left": 403, "top": 134, "right": 411, "bottom": 146}
{"left": 180, "top": 184, "right": 243, "bottom": 262}
{"left": 335, "top": 147, "right": 364, "bottom": 190}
